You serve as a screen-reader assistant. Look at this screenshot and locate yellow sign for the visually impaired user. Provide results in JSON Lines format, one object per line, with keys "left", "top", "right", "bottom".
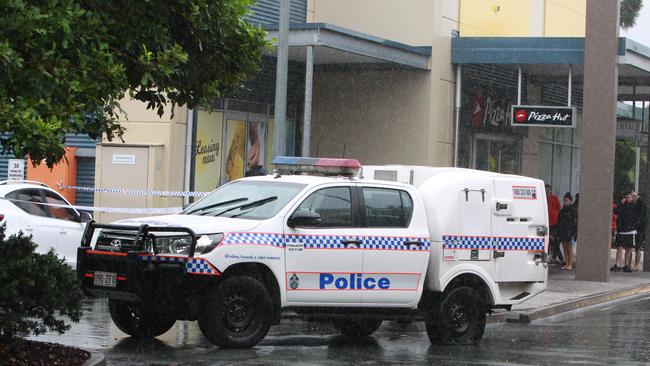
{"left": 225, "top": 120, "right": 246, "bottom": 182}
{"left": 194, "top": 110, "right": 223, "bottom": 192}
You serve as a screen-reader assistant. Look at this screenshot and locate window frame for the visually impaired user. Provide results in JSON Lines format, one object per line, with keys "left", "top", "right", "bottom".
{"left": 288, "top": 184, "right": 362, "bottom": 229}
{"left": 358, "top": 186, "right": 415, "bottom": 229}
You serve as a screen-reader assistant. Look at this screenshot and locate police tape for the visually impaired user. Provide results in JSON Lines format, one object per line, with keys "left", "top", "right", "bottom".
{"left": 2, "top": 197, "right": 182, "bottom": 214}
{"left": 57, "top": 182, "right": 211, "bottom": 197}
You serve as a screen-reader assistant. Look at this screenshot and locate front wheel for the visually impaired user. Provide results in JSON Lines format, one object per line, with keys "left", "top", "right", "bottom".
{"left": 333, "top": 319, "right": 383, "bottom": 337}
{"left": 425, "top": 287, "right": 486, "bottom": 345}
{"left": 198, "top": 275, "right": 273, "bottom": 349}
{"left": 108, "top": 299, "right": 176, "bottom": 338}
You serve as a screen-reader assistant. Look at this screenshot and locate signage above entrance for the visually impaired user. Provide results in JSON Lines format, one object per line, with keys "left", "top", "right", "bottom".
{"left": 511, "top": 105, "right": 577, "bottom": 128}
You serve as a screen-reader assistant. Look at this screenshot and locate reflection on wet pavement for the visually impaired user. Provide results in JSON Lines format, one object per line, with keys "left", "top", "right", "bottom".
{"left": 29, "top": 296, "right": 650, "bottom": 365}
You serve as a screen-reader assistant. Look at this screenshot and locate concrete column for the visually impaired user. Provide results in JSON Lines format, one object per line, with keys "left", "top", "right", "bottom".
{"left": 576, "top": 0, "right": 620, "bottom": 282}
{"left": 645, "top": 99, "right": 650, "bottom": 272}
{"left": 302, "top": 46, "right": 313, "bottom": 157}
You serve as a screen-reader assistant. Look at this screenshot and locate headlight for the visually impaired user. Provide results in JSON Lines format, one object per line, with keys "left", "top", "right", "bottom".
{"left": 151, "top": 233, "right": 223, "bottom": 255}
{"left": 153, "top": 236, "right": 193, "bottom": 255}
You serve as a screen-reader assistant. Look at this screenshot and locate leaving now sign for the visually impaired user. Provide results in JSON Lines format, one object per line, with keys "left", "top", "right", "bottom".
{"left": 511, "top": 105, "right": 577, "bottom": 128}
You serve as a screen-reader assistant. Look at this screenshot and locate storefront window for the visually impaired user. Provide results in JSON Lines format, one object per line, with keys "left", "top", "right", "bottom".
{"left": 192, "top": 105, "right": 294, "bottom": 192}
{"left": 473, "top": 136, "right": 520, "bottom": 174}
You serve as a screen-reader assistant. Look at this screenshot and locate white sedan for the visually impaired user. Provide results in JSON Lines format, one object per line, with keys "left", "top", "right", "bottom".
{"left": 0, "top": 180, "right": 91, "bottom": 267}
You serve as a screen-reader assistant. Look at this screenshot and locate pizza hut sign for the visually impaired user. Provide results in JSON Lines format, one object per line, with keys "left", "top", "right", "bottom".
{"left": 511, "top": 105, "right": 577, "bottom": 128}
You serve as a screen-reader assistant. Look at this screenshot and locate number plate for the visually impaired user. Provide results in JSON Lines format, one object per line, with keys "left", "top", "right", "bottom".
{"left": 93, "top": 271, "right": 117, "bottom": 288}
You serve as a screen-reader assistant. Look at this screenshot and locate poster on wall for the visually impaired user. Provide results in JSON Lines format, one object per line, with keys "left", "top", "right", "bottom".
{"left": 225, "top": 120, "right": 247, "bottom": 182}
{"left": 194, "top": 110, "right": 223, "bottom": 191}
{"left": 245, "top": 122, "right": 267, "bottom": 177}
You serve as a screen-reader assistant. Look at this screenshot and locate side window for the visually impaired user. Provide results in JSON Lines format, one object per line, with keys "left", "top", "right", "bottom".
{"left": 363, "top": 187, "right": 414, "bottom": 228}
{"left": 6, "top": 189, "right": 50, "bottom": 218}
{"left": 295, "top": 187, "right": 353, "bottom": 228}
{"left": 43, "top": 190, "right": 78, "bottom": 221}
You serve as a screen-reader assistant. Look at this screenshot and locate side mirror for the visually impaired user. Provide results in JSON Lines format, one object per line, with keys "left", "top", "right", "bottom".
{"left": 288, "top": 210, "right": 322, "bottom": 228}
{"left": 79, "top": 211, "right": 93, "bottom": 223}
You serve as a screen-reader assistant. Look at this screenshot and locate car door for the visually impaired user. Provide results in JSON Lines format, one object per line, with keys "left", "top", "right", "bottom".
{"left": 41, "top": 189, "right": 85, "bottom": 266}
{"left": 5, "top": 189, "right": 59, "bottom": 255}
{"left": 359, "top": 185, "right": 430, "bottom": 305}
{"left": 284, "top": 184, "right": 364, "bottom": 304}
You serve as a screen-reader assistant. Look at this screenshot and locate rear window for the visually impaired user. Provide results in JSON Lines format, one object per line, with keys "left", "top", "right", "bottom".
{"left": 362, "top": 187, "right": 414, "bottom": 228}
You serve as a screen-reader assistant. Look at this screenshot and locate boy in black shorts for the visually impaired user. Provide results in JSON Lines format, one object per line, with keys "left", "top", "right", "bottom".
{"left": 612, "top": 192, "right": 637, "bottom": 272}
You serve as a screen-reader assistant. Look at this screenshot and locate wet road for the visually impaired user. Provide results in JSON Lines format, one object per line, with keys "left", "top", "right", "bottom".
{"left": 31, "top": 295, "right": 650, "bottom": 365}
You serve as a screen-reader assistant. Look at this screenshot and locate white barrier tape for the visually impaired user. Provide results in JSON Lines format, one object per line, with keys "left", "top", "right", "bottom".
{"left": 57, "top": 182, "right": 210, "bottom": 197}
{"left": 2, "top": 197, "right": 182, "bottom": 214}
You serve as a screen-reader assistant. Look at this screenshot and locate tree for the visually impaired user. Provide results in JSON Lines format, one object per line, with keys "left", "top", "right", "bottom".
{"left": 621, "top": 0, "right": 644, "bottom": 29}
{"left": 0, "top": 0, "right": 267, "bottom": 167}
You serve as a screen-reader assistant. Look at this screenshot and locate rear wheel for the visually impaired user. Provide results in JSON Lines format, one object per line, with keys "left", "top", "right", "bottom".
{"left": 108, "top": 299, "right": 176, "bottom": 338}
{"left": 333, "top": 319, "right": 383, "bottom": 337}
{"left": 425, "top": 286, "right": 486, "bottom": 345}
{"left": 198, "top": 275, "right": 272, "bottom": 349}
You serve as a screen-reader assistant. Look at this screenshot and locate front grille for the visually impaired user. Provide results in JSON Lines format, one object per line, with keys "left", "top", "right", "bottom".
{"left": 96, "top": 231, "right": 145, "bottom": 252}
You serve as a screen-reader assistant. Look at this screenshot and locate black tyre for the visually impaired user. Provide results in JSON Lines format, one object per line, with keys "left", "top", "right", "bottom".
{"left": 425, "top": 286, "right": 486, "bottom": 345}
{"left": 333, "top": 319, "right": 383, "bottom": 337}
{"left": 198, "top": 275, "right": 273, "bottom": 349}
{"left": 108, "top": 299, "right": 176, "bottom": 338}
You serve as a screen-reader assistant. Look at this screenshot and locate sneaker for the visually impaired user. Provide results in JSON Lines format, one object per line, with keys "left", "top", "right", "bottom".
{"left": 610, "top": 265, "right": 621, "bottom": 272}
{"left": 623, "top": 265, "right": 633, "bottom": 273}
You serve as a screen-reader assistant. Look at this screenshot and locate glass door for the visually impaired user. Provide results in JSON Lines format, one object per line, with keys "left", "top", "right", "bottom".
{"left": 473, "top": 135, "right": 521, "bottom": 174}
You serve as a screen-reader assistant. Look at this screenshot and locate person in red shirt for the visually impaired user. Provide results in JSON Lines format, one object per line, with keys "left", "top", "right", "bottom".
{"left": 546, "top": 184, "right": 563, "bottom": 264}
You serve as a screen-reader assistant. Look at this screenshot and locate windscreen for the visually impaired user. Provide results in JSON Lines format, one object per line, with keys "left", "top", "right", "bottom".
{"left": 182, "top": 180, "right": 306, "bottom": 220}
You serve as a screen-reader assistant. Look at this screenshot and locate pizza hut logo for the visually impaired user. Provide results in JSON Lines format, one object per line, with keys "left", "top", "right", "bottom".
{"left": 471, "top": 94, "right": 484, "bottom": 128}
{"left": 515, "top": 109, "right": 528, "bottom": 123}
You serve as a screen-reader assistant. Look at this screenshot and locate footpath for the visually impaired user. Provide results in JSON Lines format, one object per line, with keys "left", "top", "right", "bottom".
{"left": 492, "top": 248, "right": 650, "bottom": 324}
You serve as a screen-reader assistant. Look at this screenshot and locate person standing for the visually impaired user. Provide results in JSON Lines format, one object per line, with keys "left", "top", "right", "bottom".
{"left": 633, "top": 192, "right": 647, "bottom": 271}
{"left": 611, "top": 192, "right": 638, "bottom": 273}
{"left": 546, "top": 184, "right": 563, "bottom": 265}
{"left": 557, "top": 192, "right": 577, "bottom": 270}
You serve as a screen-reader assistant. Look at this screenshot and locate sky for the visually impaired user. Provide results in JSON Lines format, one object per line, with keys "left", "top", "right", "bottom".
{"left": 620, "top": 2, "right": 650, "bottom": 46}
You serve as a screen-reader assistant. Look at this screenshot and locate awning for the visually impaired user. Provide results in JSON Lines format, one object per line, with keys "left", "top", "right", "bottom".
{"left": 451, "top": 37, "right": 650, "bottom": 99}
{"left": 265, "top": 23, "right": 431, "bottom": 70}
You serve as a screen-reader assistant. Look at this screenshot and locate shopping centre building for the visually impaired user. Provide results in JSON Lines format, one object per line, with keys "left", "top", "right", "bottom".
{"left": 3, "top": 0, "right": 649, "bottom": 221}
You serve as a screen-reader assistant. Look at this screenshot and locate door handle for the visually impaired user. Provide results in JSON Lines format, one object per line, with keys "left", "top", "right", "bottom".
{"left": 402, "top": 241, "right": 423, "bottom": 247}
{"left": 59, "top": 229, "right": 67, "bottom": 234}
{"left": 25, "top": 225, "right": 33, "bottom": 232}
{"left": 341, "top": 239, "right": 361, "bottom": 248}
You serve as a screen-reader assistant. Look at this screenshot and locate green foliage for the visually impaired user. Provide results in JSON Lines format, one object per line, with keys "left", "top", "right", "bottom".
{"left": 0, "top": 0, "right": 267, "bottom": 167}
{"left": 621, "top": 0, "right": 644, "bottom": 29}
{"left": 614, "top": 139, "right": 637, "bottom": 199}
{"left": 0, "top": 226, "right": 83, "bottom": 337}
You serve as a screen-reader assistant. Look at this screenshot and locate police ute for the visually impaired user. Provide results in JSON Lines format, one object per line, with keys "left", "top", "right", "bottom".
{"left": 77, "top": 157, "right": 548, "bottom": 348}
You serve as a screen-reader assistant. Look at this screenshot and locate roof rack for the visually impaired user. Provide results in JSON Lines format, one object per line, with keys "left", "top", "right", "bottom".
{"left": 0, "top": 180, "right": 49, "bottom": 187}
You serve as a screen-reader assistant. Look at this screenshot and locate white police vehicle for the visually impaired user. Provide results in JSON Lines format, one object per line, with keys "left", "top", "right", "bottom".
{"left": 77, "top": 157, "right": 548, "bottom": 348}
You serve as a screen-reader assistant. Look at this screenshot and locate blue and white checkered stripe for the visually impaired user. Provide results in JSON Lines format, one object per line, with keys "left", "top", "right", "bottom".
{"left": 442, "top": 235, "right": 492, "bottom": 250}
{"left": 442, "top": 235, "right": 544, "bottom": 252}
{"left": 361, "top": 236, "right": 431, "bottom": 251}
{"left": 494, "top": 237, "right": 544, "bottom": 251}
{"left": 222, "top": 232, "right": 431, "bottom": 251}
{"left": 138, "top": 255, "right": 219, "bottom": 276}
{"left": 289, "top": 234, "right": 350, "bottom": 249}
{"left": 223, "top": 232, "right": 285, "bottom": 248}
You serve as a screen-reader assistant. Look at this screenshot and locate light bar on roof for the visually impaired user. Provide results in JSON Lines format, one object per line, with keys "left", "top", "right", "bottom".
{"left": 272, "top": 156, "right": 362, "bottom": 176}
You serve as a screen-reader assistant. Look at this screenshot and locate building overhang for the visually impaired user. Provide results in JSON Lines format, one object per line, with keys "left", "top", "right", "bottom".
{"left": 265, "top": 23, "right": 431, "bottom": 70}
{"left": 451, "top": 37, "right": 650, "bottom": 99}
